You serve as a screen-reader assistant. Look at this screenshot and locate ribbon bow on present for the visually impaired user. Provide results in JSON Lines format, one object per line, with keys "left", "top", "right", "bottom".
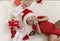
{"left": 8, "top": 19, "right": 20, "bottom": 28}
{"left": 8, "top": 14, "right": 21, "bottom": 38}
{"left": 8, "top": 19, "right": 29, "bottom": 40}
{"left": 8, "top": 19, "right": 21, "bottom": 38}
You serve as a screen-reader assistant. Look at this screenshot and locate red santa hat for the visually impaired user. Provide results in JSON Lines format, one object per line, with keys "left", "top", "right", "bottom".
{"left": 21, "top": 9, "right": 36, "bottom": 25}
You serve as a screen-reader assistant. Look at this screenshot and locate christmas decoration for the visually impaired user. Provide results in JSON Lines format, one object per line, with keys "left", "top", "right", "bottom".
{"left": 37, "top": 0, "right": 42, "bottom": 3}
{"left": 14, "top": 0, "right": 42, "bottom": 6}
{"left": 8, "top": 19, "right": 21, "bottom": 38}
{"left": 8, "top": 14, "right": 29, "bottom": 41}
{"left": 14, "top": 0, "right": 21, "bottom": 6}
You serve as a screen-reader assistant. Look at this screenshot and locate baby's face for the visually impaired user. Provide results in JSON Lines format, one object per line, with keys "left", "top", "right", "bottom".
{"left": 26, "top": 16, "right": 37, "bottom": 25}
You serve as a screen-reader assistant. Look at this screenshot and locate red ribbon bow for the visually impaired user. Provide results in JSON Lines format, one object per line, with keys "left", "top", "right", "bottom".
{"left": 8, "top": 19, "right": 21, "bottom": 38}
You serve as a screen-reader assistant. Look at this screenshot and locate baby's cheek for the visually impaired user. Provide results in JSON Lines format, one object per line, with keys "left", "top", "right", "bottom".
{"left": 29, "top": 21, "right": 32, "bottom": 24}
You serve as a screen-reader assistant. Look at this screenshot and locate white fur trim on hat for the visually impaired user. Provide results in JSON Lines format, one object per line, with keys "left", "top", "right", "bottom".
{"left": 23, "top": 13, "right": 36, "bottom": 25}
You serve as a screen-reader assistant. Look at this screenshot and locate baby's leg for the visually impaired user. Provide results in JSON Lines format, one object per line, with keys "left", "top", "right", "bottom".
{"left": 48, "top": 34, "right": 58, "bottom": 41}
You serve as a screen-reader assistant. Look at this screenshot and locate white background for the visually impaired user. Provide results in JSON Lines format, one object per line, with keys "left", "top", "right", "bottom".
{"left": 0, "top": 1, "right": 60, "bottom": 41}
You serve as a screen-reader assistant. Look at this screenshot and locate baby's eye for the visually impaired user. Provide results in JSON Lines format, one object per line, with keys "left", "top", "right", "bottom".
{"left": 34, "top": 16, "right": 35, "bottom": 17}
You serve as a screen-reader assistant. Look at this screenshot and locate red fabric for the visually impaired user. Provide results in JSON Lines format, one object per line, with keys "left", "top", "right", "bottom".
{"left": 32, "top": 16, "right": 60, "bottom": 36}
{"left": 37, "top": 0, "right": 42, "bottom": 3}
{"left": 14, "top": 0, "right": 21, "bottom": 6}
{"left": 22, "top": 35, "right": 29, "bottom": 40}
{"left": 10, "top": 27, "right": 16, "bottom": 38}
{"left": 22, "top": 9, "right": 33, "bottom": 20}
{"left": 8, "top": 19, "right": 21, "bottom": 38}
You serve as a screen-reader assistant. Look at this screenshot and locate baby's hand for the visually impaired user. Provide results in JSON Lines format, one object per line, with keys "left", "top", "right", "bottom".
{"left": 34, "top": 18, "right": 41, "bottom": 22}
{"left": 33, "top": 17, "right": 38, "bottom": 21}
{"left": 34, "top": 20, "right": 41, "bottom": 34}
{"left": 34, "top": 20, "right": 38, "bottom": 25}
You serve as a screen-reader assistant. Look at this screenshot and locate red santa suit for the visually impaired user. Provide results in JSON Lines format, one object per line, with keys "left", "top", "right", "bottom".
{"left": 22, "top": 13, "right": 60, "bottom": 37}
{"left": 32, "top": 16, "right": 60, "bottom": 36}
{"left": 20, "top": 8, "right": 60, "bottom": 37}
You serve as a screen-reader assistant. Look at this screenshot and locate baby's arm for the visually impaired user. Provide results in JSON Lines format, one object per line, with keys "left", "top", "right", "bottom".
{"left": 34, "top": 21, "right": 41, "bottom": 35}
{"left": 37, "top": 16, "right": 49, "bottom": 22}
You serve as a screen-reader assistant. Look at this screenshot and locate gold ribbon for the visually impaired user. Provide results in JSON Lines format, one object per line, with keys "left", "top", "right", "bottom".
{"left": 10, "top": 14, "right": 16, "bottom": 20}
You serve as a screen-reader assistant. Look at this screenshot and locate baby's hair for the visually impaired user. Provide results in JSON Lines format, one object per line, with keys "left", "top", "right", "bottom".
{"left": 26, "top": 19, "right": 30, "bottom": 25}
